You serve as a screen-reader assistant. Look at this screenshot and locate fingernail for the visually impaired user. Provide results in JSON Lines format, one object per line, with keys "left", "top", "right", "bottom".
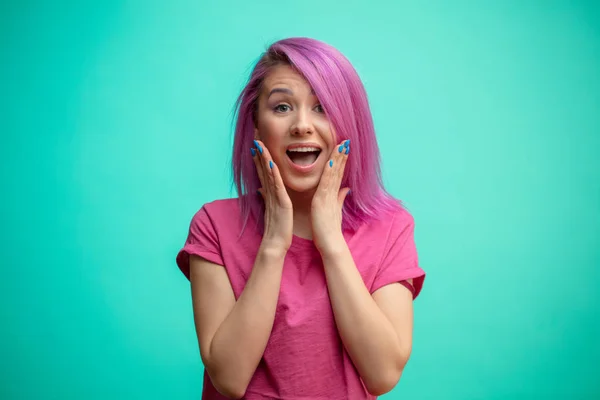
{"left": 345, "top": 145, "right": 350, "bottom": 155}
{"left": 251, "top": 148, "right": 256, "bottom": 157}
{"left": 348, "top": 189, "right": 351, "bottom": 194}
{"left": 257, "top": 189, "right": 261, "bottom": 195}
{"left": 253, "top": 140, "right": 263, "bottom": 154}
{"left": 338, "top": 145, "right": 344, "bottom": 153}
{"left": 329, "top": 160, "right": 333, "bottom": 167}
{"left": 269, "top": 160, "right": 274, "bottom": 169}
{"left": 344, "top": 139, "right": 350, "bottom": 148}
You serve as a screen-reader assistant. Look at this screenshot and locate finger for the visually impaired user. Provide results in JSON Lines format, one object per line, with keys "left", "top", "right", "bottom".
{"left": 254, "top": 140, "right": 287, "bottom": 199}
{"left": 318, "top": 149, "right": 337, "bottom": 195}
{"left": 253, "top": 139, "right": 273, "bottom": 188}
{"left": 338, "top": 139, "right": 350, "bottom": 186}
{"left": 256, "top": 139, "right": 279, "bottom": 199}
{"left": 327, "top": 139, "right": 350, "bottom": 193}
{"left": 269, "top": 157, "right": 286, "bottom": 195}
{"left": 251, "top": 145, "right": 267, "bottom": 194}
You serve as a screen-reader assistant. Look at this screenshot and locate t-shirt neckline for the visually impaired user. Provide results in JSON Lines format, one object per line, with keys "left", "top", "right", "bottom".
{"left": 290, "top": 234, "right": 316, "bottom": 251}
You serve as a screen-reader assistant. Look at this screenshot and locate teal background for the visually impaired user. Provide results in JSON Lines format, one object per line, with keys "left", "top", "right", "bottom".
{"left": 2, "top": 0, "right": 599, "bottom": 399}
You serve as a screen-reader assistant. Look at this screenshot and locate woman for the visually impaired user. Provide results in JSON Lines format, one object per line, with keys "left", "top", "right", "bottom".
{"left": 176, "top": 37, "right": 426, "bottom": 399}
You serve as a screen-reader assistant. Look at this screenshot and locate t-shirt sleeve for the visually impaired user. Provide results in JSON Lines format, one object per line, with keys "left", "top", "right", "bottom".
{"left": 176, "top": 206, "right": 224, "bottom": 281}
{"left": 371, "top": 212, "right": 426, "bottom": 299}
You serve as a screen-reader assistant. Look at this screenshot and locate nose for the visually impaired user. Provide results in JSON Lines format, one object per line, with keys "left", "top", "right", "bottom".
{"left": 290, "top": 107, "right": 314, "bottom": 136}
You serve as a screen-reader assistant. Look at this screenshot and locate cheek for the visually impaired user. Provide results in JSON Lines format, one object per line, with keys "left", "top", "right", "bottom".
{"left": 317, "top": 121, "right": 335, "bottom": 146}
{"left": 259, "top": 114, "right": 282, "bottom": 134}
{"left": 258, "top": 119, "right": 286, "bottom": 153}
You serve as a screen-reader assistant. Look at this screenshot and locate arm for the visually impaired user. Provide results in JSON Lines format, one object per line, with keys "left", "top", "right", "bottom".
{"left": 189, "top": 245, "right": 286, "bottom": 399}
{"left": 310, "top": 140, "right": 416, "bottom": 395}
{"left": 321, "top": 242, "right": 414, "bottom": 396}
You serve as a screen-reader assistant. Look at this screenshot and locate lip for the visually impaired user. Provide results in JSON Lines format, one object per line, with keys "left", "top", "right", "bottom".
{"left": 286, "top": 142, "right": 322, "bottom": 151}
{"left": 285, "top": 142, "right": 323, "bottom": 173}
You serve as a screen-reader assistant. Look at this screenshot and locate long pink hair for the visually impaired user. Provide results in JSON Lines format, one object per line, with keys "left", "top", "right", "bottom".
{"left": 232, "top": 37, "right": 402, "bottom": 233}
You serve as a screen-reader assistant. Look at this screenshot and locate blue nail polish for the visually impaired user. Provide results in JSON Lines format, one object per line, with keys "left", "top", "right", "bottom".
{"left": 338, "top": 145, "right": 344, "bottom": 153}
{"left": 269, "top": 160, "right": 273, "bottom": 169}
{"left": 251, "top": 148, "right": 256, "bottom": 156}
{"left": 348, "top": 189, "right": 351, "bottom": 194}
{"left": 345, "top": 145, "right": 350, "bottom": 155}
{"left": 257, "top": 189, "right": 261, "bottom": 195}
{"left": 329, "top": 160, "right": 333, "bottom": 167}
{"left": 344, "top": 139, "right": 350, "bottom": 148}
{"left": 253, "top": 140, "right": 263, "bottom": 154}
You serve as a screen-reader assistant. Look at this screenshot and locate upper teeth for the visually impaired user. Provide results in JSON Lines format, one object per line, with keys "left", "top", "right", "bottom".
{"left": 288, "top": 147, "right": 320, "bottom": 152}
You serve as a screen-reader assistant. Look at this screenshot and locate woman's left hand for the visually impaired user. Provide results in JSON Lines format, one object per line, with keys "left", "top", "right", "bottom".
{"left": 311, "top": 139, "right": 351, "bottom": 256}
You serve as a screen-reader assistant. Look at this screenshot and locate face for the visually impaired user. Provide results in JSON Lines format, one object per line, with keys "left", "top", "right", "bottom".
{"left": 254, "top": 64, "right": 334, "bottom": 193}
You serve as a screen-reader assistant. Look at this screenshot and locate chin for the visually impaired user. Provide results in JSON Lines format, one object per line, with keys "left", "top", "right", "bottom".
{"left": 282, "top": 174, "right": 320, "bottom": 194}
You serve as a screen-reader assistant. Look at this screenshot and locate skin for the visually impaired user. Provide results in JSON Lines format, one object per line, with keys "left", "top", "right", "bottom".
{"left": 189, "top": 64, "right": 415, "bottom": 399}
{"left": 253, "top": 64, "right": 338, "bottom": 244}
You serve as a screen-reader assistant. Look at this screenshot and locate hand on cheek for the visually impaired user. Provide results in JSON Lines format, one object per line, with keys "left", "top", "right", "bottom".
{"left": 251, "top": 139, "right": 294, "bottom": 253}
{"left": 310, "top": 139, "right": 351, "bottom": 255}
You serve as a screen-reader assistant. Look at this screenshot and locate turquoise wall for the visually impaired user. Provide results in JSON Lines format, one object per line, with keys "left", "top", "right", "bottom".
{"left": 2, "top": 1, "right": 599, "bottom": 398}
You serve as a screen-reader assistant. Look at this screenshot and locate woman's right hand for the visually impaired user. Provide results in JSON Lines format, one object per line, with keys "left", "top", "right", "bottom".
{"left": 252, "top": 139, "right": 293, "bottom": 253}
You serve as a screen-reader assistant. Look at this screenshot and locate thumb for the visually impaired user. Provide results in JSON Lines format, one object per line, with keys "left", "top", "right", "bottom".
{"left": 338, "top": 187, "right": 351, "bottom": 207}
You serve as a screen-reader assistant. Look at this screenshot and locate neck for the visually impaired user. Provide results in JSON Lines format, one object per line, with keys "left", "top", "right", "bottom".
{"left": 287, "top": 188, "right": 314, "bottom": 240}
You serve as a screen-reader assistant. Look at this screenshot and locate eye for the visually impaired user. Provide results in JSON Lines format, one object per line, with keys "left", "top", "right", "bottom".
{"left": 274, "top": 104, "right": 291, "bottom": 113}
{"left": 314, "top": 104, "right": 325, "bottom": 113}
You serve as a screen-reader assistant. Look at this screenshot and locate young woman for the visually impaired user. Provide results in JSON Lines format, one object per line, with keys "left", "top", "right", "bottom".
{"left": 176, "top": 37, "right": 426, "bottom": 400}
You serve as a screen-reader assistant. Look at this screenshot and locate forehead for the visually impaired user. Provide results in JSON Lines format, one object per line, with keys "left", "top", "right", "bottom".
{"left": 261, "top": 64, "right": 312, "bottom": 93}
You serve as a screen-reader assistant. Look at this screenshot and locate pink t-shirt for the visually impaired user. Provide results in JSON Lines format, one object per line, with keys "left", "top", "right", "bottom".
{"left": 176, "top": 198, "right": 425, "bottom": 400}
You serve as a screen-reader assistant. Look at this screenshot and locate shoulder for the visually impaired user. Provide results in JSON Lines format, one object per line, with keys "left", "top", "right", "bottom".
{"left": 346, "top": 204, "right": 416, "bottom": 259}
{"left": 199, "top": 197, "right": 241, "bottom": 218}
{"left": 187, "top": 197, "right": 243, "bottom": 235}
{"left": 388, "top": 205, "right": 415, "bottom": 233}
{"left": 360, "top": 204, "right": 415, "bottom": 239}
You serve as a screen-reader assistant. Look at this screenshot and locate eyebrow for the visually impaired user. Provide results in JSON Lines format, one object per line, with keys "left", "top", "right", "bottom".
{"left": 268, "top": 87, "right": 316, "bottom": 99}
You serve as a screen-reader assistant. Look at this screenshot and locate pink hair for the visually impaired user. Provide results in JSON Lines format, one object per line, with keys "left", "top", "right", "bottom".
{"left": 232, "top": 37, "right": 403, "bottom": 233}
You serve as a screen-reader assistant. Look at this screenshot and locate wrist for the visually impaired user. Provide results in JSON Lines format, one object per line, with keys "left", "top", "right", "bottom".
{"left": 316, "top": 233, "right": 348, "bottom": 260}
{"left": 258, "top": 241, "right": 289, "bottom": 261}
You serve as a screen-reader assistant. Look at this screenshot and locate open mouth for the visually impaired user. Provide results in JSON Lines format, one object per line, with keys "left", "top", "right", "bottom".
{"left": 286, "top": 146, "right": 322, "bottom": 166}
